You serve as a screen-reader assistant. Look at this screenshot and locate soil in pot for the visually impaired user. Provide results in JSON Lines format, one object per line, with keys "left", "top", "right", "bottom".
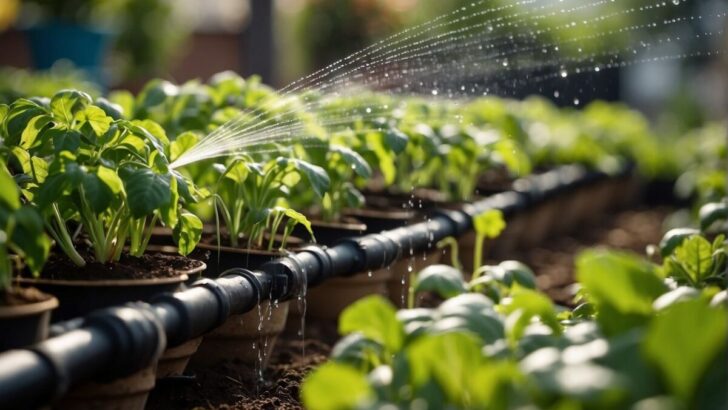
{"left": 0, "top": 287, "right": 58, "bottom": 351}
{"left": 19, "top": 248, "right": 202, "bottom": 322}
{"left": 191, "top": 300, "right": 290, "bottom": 373}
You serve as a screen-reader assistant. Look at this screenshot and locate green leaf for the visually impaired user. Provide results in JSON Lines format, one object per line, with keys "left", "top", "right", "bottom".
{"left": 494, "top": 139, "right": 531, "bottom": 176}
{"left": 413, "top": 264, "right": 467, "bottom": 299}
{"left": 20, "top": 115, "right": 51, "bottom": 149}
{"left": 301, "top": 362, "right": 373, "bottom": 410}
{"left": 137, "top": 80, "right": 177, "bottom": 111}
{"left": 75, "top": 105, "right": 112, "bottom": 136}
{"left": 50, "top": 90, "right": 92, "bottom": 125}
{"left": 173, "top": 212, "right": 202, "bottom": 256}
{"left": 120, "top": 167, "right": 172, "bottom": 218}
{"left": 159, "top": 174, "right": 179, "bottom": 227}
{"left": 0, "top": 161, "right": 20, "bottom": 210}
{"left": 339, "top": 295, "right": 404, "bottom": 353}
{"left": 81, "top": 172, "right": 114, "bottom": 213}
{"left": 331, "top": 145, "right": 372, "bottom": 178}
{"left": 4, "top": 99, "right": 47, "bottom": 143}
{"left": 502, "top": 288, "right": 561, "bottom": 343}
{"left": 385, "top": 127, "right": 409, "bottom": 153}
{"left": 96, "top": 166, "right": 124, "bottom": 195}
{"left": 499, "top": 260, "right": 537, "bottom": 289}
{"left": 170, "top": 132, "right": 199, "bottom": 162}
{"left": 644, "top": 300, "right": 727, "bottom": 401}
{"left": 699, "top": 202, "right": 728, "bottom": 232}
{"left": 283, "top": 208, "right": 313, "bottom": 237}
{"left": 330, "top": 333, "right": 385, "bottom": 371}
{"left": 473, "top": 209, "right": 506, "bottom": 239}
{"left": 576, "top": 250, "right": 666, "bottom": 336}
{"left": 673, "top": 235, "right": 714, "bottom": 283}
{"left": 108, "top": 90, "right": 135, "bottom": 118}
{"left": 9, "top": 207, "right": 50, "bottom": 275}
{"left": 95, "top": 97, "right": 124, "bottom": 120}
{"left": 659, "top": 228, "right": 700, "bottom": 258}
{"left": 407, "top": 332, "right": 483, "bottom": 406}
{"left": 279, "top": 158, "right": 330, "bottom": 198}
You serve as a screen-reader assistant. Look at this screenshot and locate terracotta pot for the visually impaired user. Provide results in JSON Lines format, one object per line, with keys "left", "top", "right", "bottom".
{"left": 56, "top": 363, "right": 157, "bottom": 410}
{"left": 386, "top": 250, "right": 442, "bottom": 308}
{"left": 156, "top": 337, "right": 203, "bottom": 379}
{"left": 0, "top": 291, "right": 58, "bottom": 351}
{"left": 191, "top": 300, "right": 289, "bottom": 370}
{"left": 304, "top": 268, "right": 392, "bottom": 320}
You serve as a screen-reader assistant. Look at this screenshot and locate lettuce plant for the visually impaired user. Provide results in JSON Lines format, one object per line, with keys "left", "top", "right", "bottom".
{"left": 1, "top": 90, "right": 203, "bottom": 267}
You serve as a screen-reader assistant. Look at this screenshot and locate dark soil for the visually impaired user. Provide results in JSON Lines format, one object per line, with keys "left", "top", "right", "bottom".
{"left": 35, "top": 248, "right": 204, "bottom": 281}
{"left": 147, "top": 321, "right": 338, "bottom": 410}
{"left": 0, "top": 286, "right": 52, "bottom": 307}
{"left": 512, "top": 207, "right": 670, "bottom": 305}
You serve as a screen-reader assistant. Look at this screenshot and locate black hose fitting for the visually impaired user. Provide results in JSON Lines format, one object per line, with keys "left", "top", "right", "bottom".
{"left": 217, "top": 268, "right": 267, "bottom": 313}
{"left": 295, "top": 245, "right": 333, "bottom": 286}
{"left": 258, "top": 258, "right": 300, "bottom": 301}
{"left": 80, "top": 303, "right": 166, "bottom": 380}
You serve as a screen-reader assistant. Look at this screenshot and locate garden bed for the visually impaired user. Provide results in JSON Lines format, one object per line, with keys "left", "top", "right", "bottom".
{"left": 148, "top": 206, "right": 670, "bottom": 409}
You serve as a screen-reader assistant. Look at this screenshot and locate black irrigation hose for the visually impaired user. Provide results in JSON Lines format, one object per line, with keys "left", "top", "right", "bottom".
{"left": 0, "top": 165, "right": 623, "bottom": 409}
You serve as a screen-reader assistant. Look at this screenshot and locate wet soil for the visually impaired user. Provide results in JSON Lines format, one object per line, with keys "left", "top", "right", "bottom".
{"left": 147, "top": 321, "right": 338, "bottom": 410}
{"left": 512, "top": 207, "right": 671, "bottom": 305}
{"left": 36, "top": 248, "right": 203, "bottom": 281}
{"left": 146, "top": 207, "right": 669, "bottom": 409}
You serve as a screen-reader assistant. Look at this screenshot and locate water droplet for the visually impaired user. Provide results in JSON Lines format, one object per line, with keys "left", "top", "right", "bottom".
{"left": 573, "top": 98, "right": 580, "bottom": 106}
{"left": 560, "top": 70, "right": 568, "bottom": 78}
{"left": 431, "top": 89, "right": 439, "bottom": 96}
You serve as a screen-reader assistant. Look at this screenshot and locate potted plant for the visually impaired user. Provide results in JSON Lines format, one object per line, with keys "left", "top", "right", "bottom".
{"left": 0, "top": 159, "right": 56, "bottom": 351}
{"left": 3, "top": 90, "right": 205, "bottom": 408}
{"left": 190, "top": 153, "right": 326, "bottom": 370}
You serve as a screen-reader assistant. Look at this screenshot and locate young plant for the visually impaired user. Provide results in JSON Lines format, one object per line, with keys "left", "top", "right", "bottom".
{"left": 658, "top": 229, "right": 726, "bottom": 288}
{"left": 212, "top": 155, "right": 329, "bottom": 250}
{"left": 2, "top": 90, "right": 203, "bottom": 266}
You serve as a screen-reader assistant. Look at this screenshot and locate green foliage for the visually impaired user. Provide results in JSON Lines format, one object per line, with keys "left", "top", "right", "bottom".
{"left": 1, "top": 89, "right": 203, "bottom": 266}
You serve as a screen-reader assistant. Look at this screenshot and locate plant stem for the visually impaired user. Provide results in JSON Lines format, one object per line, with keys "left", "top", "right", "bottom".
{"left": 472, "top": 233, "right": 485, "bottom": 280}
{"left": 50, "top": 205, "right": 86, "bottom": 266}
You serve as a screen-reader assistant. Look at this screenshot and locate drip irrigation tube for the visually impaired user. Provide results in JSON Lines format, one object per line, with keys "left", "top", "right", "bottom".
{"left": 0, "top": 165, "right": 624, "bottom": 409}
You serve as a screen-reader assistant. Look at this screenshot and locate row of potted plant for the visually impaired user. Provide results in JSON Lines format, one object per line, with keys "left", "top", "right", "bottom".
{"left": 301, "top": 204, "right": 727, "bottom": 410}
{"left": 0, "top": 72, "right": 722, "bottom": 407}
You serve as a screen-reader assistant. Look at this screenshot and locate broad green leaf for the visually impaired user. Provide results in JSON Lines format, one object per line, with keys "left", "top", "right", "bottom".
{"left": 279, "top": 158, "right": 330, "bottom": 198}
{"left": 331, "top": 145, "right": 372, "bottom": 178}
{"left": 20, "top": 115, "right": 51, "bottom": 149}
{"left": 50, "top": 129, "right": 82, "bottom": 153}
{"left": 50, "top": 90, "right": 92, "bottom": 125}
{"left": 173, "top": 212, "right": 202, "bottom": 256}
{"left": 94, "top": 97, "right": 124, "bottom": 120}
{"left": 344, "top": 182, "right": 365, "bottom": 208}
{"left": 673, "top": 235, "right": 713, "bottom": 283}
{"left": 385, "top": 127, "right": 409, "bottom": 153}
{"left": 502, "top": 288, "right": 561, "bottom": 342}
{"left": 413, "top": 264, "right": 467, "bottom": 299}
{"left": 283, "top": 208, "right": 312, "bottom": 237}
{"left": 170, "top": 131, "right": 199, "bottom": 162}
{"left": 108, "top": 90, "right": 135, "bottom": 118}
{"left": 644, "top": 300, "right": 727, "bottom": 401}
{"left": 339, "top": 295, "right": 404, "bottom": 353}
{"left": 473, "top": 209, "right": 506, "bottom": 239}
{"left": 96, "top": 166, "right": 123, "bottom": 195}
{"left": 159, "top": 174, "right": 179, "bottom": 227}
{"left": 8, "top": 207, "right": 50, "bottom": 275}
{"left": 407, "top": 332, "right": 483, "bottom": 406}
{"left": 4, "top": 99, "right": 47, "bottom": 143}
{"left": 120, "top": 167, "right": 172, "bottom": 218}
{"left": 301, "top": 363, "right": 373, "bottom": 410}
{"left": 137, "top": 80, "right": 177, "bottom": 110}
{"left": 132, "top": 119, "right": 170, "bottom": 146}
{"left": 0, "top": 161, "right": 20, "bottom": 209}
{"left": 699, "top": 202, "right": 728, "bottom": 232}
{"left": 81, "top": 172, "right": 114, "bottom": 213}
{"left": 75, "top": 105, "right": 112, "bottom": 136}
{"left": 659, "top": 228, "right": 699, "bottom": 258}
{"left": 576, "top": 250, "right": 666, "bottom": 335}
{"left": 330, "top": 333, "right": 385, "bottom": 371}
{"left": 499, "top": 260, "right": 537, "bottom": 289}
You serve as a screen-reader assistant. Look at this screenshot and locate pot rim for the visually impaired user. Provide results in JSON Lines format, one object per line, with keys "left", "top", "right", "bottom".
{"left": 196, "top": 242, "right": 299, "bottom": 256}
{"left": 0, "top": 295, "right": 59, "bottom": 318}
{"left": 15, "top": 274, "right": 190, "bottom": 287}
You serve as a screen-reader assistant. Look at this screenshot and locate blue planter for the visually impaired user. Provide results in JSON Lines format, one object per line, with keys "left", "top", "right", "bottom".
{"left": 25, "top": 22, "right": 113, "bottom": 84}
